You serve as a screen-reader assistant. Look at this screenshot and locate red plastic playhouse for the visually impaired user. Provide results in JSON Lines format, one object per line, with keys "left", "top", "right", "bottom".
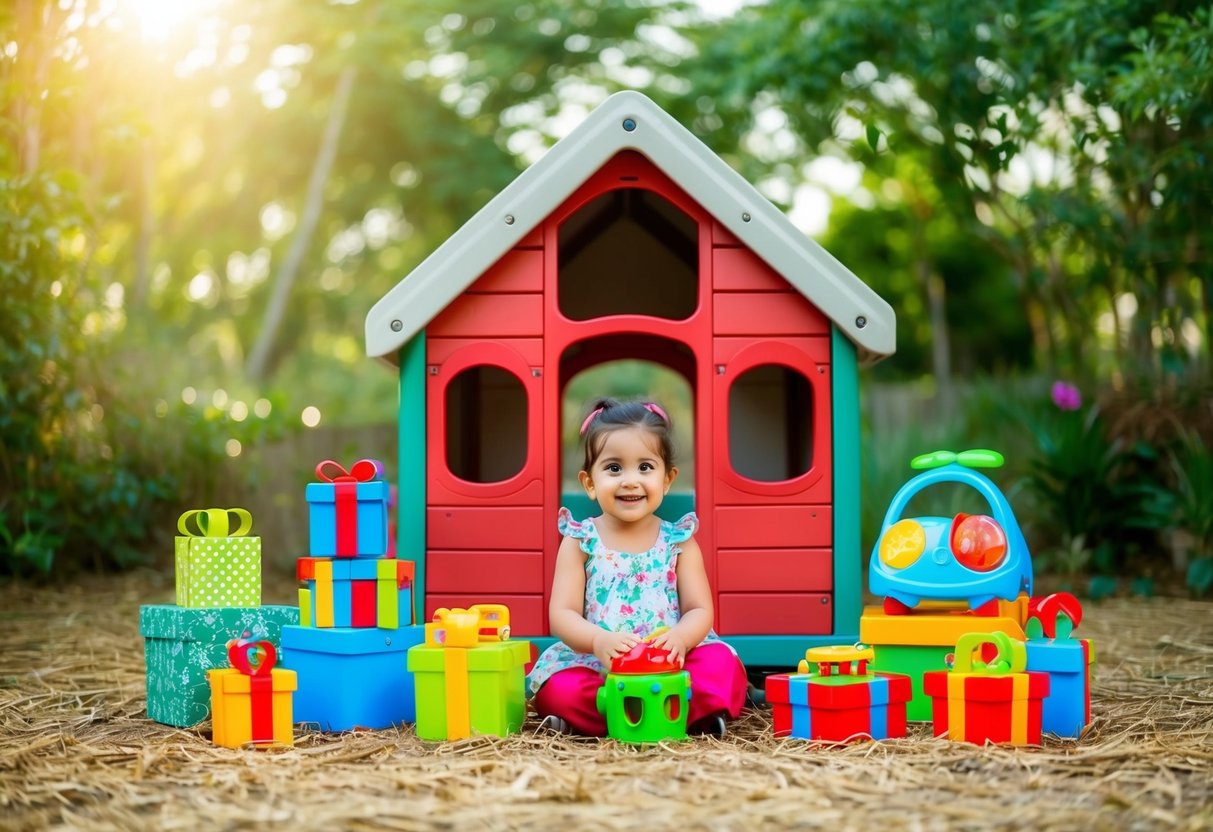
{"left": 364, "top": 92, "right": 895, "bottom": 667}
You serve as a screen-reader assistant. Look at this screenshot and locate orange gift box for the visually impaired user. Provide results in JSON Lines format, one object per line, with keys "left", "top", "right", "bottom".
{"left": 207, "top": 638, "right": 297, "bottom": 749}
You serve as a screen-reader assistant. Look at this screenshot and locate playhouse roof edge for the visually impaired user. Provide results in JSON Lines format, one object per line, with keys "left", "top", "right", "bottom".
{"left": 365, "top": 90, "right": 895, "bottom": 365}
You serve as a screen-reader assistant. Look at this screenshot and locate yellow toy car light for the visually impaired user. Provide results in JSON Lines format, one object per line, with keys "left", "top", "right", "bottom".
{"left": 879, "top": 519, "right": 926, "bottom": 569}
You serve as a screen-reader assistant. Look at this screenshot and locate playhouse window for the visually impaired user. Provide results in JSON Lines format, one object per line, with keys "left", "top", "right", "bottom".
{"left": 445, "top": 365, "right": 527, "bottom": 483}
{"left": 728, "top": 364, "right": 813, "bottom": 482}
{"left": 558, "top": 188, "right": 698, "bottom": 321}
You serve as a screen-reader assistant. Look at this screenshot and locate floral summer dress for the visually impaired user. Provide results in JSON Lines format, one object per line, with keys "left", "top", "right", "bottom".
{"left": 527, "top": 507, "right": 725, "bottom": 696}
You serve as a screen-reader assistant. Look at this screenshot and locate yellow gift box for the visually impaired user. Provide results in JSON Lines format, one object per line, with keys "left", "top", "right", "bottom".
{"left": 207, "top": 638, "right": 297, "bottom": 749}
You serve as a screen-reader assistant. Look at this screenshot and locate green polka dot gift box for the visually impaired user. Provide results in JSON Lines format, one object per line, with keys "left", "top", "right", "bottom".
{"left": 175, "top": 508, "right": 262, "bottom": 608}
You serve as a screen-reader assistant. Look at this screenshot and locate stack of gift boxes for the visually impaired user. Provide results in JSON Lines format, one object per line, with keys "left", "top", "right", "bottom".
{"left": 144, "top": 458, "right": 532, "bottom": 744}
{"left": 140, "top": 507, "right": 298, "bottom": 743}
{"left": 766, "top": 592, "right": 1094, "bottom": 746}
{"left": 278, "top": 459, "right": 426, "bottom": 731}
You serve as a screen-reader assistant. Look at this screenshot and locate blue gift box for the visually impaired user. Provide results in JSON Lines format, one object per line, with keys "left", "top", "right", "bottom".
{"left": 280, "top": 623, "right": 424, "bottom": 730}
{"left": 1025, "top": 638, "right": 1094, "bottom": 738}
{"left": 305, "top": 480, "right": 390, "bottom": 557}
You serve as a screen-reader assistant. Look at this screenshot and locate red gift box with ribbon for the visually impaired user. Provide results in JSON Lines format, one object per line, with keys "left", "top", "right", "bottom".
{"left": 207, "top": 635, "right": 297, "bottom": 748}
{"left": 305, "top": 459, "right": 391, "bottom": 558}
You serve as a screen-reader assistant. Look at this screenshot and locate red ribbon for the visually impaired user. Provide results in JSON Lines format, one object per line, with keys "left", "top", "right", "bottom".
{"left": 315, "top": 459, "right": 383, "bottom": 557}
{"left": 228, "top": 637, "right": 277, "bottom": 744}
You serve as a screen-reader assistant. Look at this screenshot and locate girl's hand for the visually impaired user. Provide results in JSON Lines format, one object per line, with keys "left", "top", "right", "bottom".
{"left": 591, "top": 630, "right": 642, "bottom": 668}
{"left": 648, "top": 629, "right": 692, "bottom": 667}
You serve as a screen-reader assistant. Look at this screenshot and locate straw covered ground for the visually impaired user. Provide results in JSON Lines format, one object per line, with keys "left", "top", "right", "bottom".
{"left": 1, "top": 572, "right": 1211, "bottom": 831}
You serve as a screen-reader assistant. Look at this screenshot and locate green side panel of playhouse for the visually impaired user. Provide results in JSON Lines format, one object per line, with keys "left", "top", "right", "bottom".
{"left": 398, "top": 332, "right": 427, "bottom": 626}
{"left": 831, "top": 325, "right": 862, "bottom": 642}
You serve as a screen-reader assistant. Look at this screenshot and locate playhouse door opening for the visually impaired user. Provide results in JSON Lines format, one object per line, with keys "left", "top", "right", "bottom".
{"left": 561, "top": 359, "right": 695, "bottom": 523}
{"left": 557, "top": 187, "right": 698, "bottom": 322}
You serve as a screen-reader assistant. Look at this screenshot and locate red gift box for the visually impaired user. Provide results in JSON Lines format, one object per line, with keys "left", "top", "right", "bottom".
{"left": 923, "top": 631, "right": 1049, "bottom": 746}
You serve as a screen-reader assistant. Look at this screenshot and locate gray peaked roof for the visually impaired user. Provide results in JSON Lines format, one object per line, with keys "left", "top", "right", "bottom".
{"left": 365, "top": 91, "right": 895, "bottom": 364}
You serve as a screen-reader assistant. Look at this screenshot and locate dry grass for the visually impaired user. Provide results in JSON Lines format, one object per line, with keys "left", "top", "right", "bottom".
{"left": 1, "top": 572, "right": 1212, "bottom": 831}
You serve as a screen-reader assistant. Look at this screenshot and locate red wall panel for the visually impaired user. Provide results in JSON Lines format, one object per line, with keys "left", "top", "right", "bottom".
{"left": 715, "top": 505, "right": 833, "bottom": 549}
{"left": 716, "top": 549, "right": 833, "bottom": 592}
{"left": 426, "top": 550, "right": 545, "bottom": 594}
{"left": 427, "top": 506, "right": 545, "bottom": 550}
{"left": 468, "top": 249, "right": 544, "bottom": 294}
{"left": 427, "top": 293, "right": 544, "bottom": 338}
{"left": 714, "top": 292, "right": 830, "bottom": 336}
{"left": 713, "top": 247, "right": 788, "bottom": 292}
{"left": 717, "top": 593, "right": 833, "bottom": 635}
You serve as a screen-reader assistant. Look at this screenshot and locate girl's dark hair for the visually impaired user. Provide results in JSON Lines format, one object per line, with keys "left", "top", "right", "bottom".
{"left": 580, "top": 398, "right": 675, "bottom": 472}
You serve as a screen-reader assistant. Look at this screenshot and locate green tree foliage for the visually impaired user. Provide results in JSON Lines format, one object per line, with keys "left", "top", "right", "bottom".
{"left": 670, "top": 0, "right": 1213, "bottom": 386}
{"left": 0, "top": 0, "right": 678, "bottom": 573}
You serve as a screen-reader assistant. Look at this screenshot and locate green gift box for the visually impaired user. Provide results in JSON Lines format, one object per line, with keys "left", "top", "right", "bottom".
{"left": 175, "top": 508, "right": 262, "bottom": 608}
{"left": 140, "top": 604, "right": 299, "bottom": 727}
{"left": 407, "top": 640, "right": 530, "bottom": 741}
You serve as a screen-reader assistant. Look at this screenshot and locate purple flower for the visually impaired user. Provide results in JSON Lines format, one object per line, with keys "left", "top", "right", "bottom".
{"left": 1051, "top": 381, "right": 1082, "bottom": 411}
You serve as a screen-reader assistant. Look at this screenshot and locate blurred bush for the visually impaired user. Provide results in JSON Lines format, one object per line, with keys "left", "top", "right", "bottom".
{"left": 0, "top": 173, "right": 294, "bottom": 577}
{"left": 862, "top": 374, "right": 1212, "bottom": 596}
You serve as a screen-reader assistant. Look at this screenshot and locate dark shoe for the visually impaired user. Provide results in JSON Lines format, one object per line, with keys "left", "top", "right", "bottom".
{"left": 537, "top": 714, "right": 570, "bottom": 734}
{"left": 690, "top": 713, "right": 727, "bottom": 737}
{"left": 746, "top": 683, "right": 767, "bottom": 708}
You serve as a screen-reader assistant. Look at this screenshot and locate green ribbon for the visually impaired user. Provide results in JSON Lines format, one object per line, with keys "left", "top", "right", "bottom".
{"left": 952, "top": 631, "right": 1026, "bottom": 675}
{"left": 177, "top": 508, "right": 253, "bottom": 537}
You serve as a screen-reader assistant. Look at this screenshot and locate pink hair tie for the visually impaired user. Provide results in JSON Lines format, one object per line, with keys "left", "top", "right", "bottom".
{"left": 643, "top": 402, "right": 669, "bottom": 423}
{"left": 579, "top": 407, "right": 605, "bottom": 436}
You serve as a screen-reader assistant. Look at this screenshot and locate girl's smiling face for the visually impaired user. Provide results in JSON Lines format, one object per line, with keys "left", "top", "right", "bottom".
{"left": 580, "top": 426, "right": 677, "bottom": 524}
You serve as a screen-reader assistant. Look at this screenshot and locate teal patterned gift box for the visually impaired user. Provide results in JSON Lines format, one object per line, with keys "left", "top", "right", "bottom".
{"left": 140, "top": 604, "right": 299, "bottom": 727}
{"left": 175, "top": 508, "right": 262, "bottom": 608}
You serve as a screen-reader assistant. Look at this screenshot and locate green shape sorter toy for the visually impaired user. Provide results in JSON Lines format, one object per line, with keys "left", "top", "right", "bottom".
{"left": 141, "top": 604, "right": 298, "bottom": 727}
{"left": 407, "top": 640, "right": 530, "bottom": 741}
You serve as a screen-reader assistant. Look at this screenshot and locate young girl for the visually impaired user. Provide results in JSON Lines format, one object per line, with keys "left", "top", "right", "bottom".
{"left": 528, "top": 398, "right": 748, "bottom": 736}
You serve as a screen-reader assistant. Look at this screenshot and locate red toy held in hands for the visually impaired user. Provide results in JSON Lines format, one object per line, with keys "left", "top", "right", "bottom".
{"left": 609, "top": 628, "right": 684, "bottom": 675}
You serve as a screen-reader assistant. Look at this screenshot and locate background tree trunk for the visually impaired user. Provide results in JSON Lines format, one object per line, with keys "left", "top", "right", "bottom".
{"left": 244, "top": 63, "right": 358, "bottom": 381}
{"left": 14, "top": 0, "right": 52, "bottom": 176}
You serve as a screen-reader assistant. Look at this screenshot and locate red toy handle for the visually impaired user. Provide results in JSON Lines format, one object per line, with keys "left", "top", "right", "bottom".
{"left": 1027, "top": 592, "right": 1082, "bottom": 638}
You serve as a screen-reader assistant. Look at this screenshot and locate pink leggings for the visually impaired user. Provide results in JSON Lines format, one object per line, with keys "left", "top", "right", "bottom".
{"left": 532, "top": 642, "right": 748, "bottom": 737}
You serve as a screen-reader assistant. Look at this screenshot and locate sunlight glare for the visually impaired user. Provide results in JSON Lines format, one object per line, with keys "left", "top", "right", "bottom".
{"left": 120, "top": 0, "right": 201, "bottom": 41}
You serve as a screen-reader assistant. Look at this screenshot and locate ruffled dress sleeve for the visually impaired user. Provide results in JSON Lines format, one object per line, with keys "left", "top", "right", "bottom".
{"left": 556, "top": 507, "right": 596, "bottom": 555}
{"left": 666, "top": 512, "right": 699, "bottom": 547}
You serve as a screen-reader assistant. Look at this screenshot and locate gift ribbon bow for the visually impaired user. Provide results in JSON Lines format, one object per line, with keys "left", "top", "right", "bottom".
{"left": 315, "top": 458, "right": 384, "bottom": 484}
{"left": 178, "top": 508, "right": 253, "bottom": 537}
{"left": 316, "top": 460, "right": 384, "bottom": 557}
{"left": 227, "top": 635, "right": 277, "bottom": 743}
{"left": 1025, "top": 592, "right": 1082, "bottom": 639}
{"left": 952, "top": 631, "right": 1026, "bottom": 675}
